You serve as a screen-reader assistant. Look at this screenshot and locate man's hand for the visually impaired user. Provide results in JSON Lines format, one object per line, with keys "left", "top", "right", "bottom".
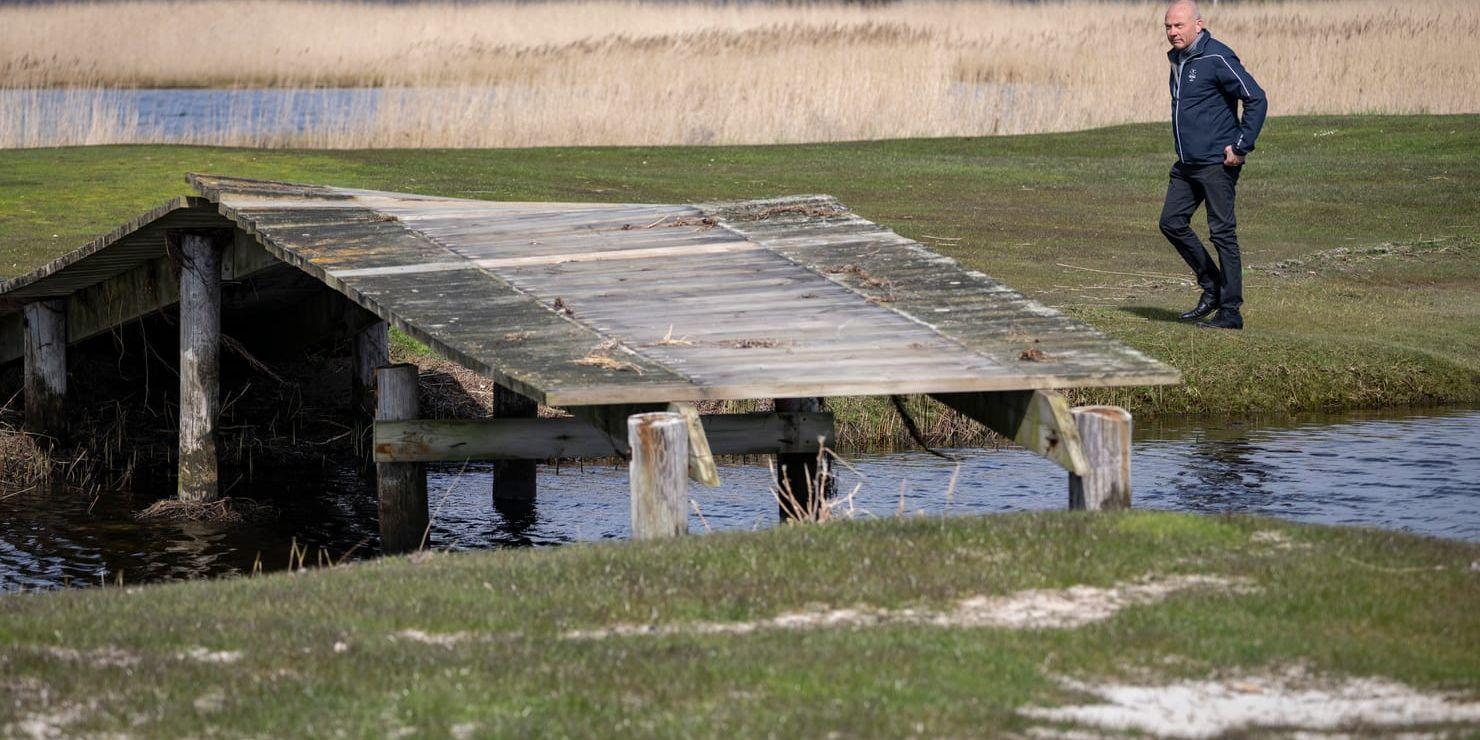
{"left": 1224, "top": 145, "right": 1245, "bottom": 166}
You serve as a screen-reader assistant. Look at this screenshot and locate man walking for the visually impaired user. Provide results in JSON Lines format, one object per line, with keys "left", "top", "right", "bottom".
{"left": 1159, "top": 0, "right": 1267, "bottom": 330}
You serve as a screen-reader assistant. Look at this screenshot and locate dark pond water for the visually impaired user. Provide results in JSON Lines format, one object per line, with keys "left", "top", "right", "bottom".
{"left": 2, "top": 406, "right": 1476, "bottom": 592}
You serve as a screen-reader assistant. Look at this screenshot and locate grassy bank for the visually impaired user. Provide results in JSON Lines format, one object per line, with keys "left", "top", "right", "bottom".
{"left": 1, "top": 511, "right": 1476, "bottom": 736}
{"left": 1, "top": 115, "right": 1476, "bottom": 436}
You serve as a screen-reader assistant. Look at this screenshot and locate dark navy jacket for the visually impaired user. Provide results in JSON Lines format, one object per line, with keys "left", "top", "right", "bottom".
{"left": 1168, "top": 31, "right": 1267, "bottom": 165}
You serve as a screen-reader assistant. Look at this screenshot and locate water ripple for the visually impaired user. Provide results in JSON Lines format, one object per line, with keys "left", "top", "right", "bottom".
{"left": 2, "top": 406, "right": 1477, "bottom": 591}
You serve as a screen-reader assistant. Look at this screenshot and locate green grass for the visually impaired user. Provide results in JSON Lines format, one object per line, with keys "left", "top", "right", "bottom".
{"left": 2, "top": 115, "right": 1476, "bottom": 422}
{"left": 1, "top": 511, "right": 1476, "bottom": 736}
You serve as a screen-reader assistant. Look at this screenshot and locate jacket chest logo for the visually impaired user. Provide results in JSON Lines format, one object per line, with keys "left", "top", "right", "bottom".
{"left": 1187, "top": 68, "right": 1198, "bottom": 83}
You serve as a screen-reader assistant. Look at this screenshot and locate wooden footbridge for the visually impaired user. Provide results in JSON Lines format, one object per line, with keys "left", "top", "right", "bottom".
{"left": 0, "top": 174, "right": 1177, "bottom": 549}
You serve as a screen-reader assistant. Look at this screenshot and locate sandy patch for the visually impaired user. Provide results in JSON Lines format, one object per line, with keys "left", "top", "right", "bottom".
{"left": 40, "top": 645, "right": 139, "bottom": 668}
{"left": 450, "top": 722, "right": 481, "bottom": 739}
{"left": 392, "top": 629, "right": 467, "bottom": 647}
{"left": 564, "top": 574, "right": 1252, "bottom": 639}
{"left": 178, "top": 647, "right": 242, "bottom": 664}
{"left": 1022, "top": 673, "right": 1480, "bottom": 738}
{"left": 1250, "top": 530, "right": 1309, "bottom": 551}
{"left": 8, "top": 707, "right": 88, "bottom": 740}
{"left": 0, "top": 682, "right": 109, "bottom": 740}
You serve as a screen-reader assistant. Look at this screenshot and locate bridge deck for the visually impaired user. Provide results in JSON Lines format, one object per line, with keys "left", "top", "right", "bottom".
{"left": 2, "top": 174, "right": 1177, "bottom": 406}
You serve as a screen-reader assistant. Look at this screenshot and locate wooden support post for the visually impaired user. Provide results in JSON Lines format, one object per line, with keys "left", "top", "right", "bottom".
{"left": 773, "top": 397, "right": 833, "bottom": 520}
{"left": 1069, "top": 406, "right": 1132, "bottom": 510}
{"left": 628, "top": 412, "right": 688, "bottom": 539}
{"left": 352, "top": 321, "right": 389, "bottom": 419}
{"left": 667, "top": 402, "right": 720, "bottom": 488}
{"left": 492, "top": 383, "right": 538, "bottom": 501}
{"left": 175, "top": 232, "right": 226, "bottom": 502}
{"left": 351, "top": 321, "right": 389, "bottom": 467}
{"left": 22, "top": 298, "right": 67, "bottom": 447}
{"left": 376, "top": 364, "right": 429, "bottom": 553}
{"left": 931, "top": 390, "right": 1089, "bottom": 476}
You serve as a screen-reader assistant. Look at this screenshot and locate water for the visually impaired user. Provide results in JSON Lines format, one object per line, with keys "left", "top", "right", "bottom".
{"left": 2, "top": 87, "right": 400, "bottom": 145}
{"left": 2, "top": 407, "right": 1477, "bottom": 591}
{"left": 2, "top": 84, "right": 1052, "bottom": 147}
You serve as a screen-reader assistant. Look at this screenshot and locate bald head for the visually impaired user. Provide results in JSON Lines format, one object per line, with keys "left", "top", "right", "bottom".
{"left": 1164, "top": 1, "right": 1205, "bottom": 51}
{"left": 1168, "top": 0, "right": 1202, "bottom": 21}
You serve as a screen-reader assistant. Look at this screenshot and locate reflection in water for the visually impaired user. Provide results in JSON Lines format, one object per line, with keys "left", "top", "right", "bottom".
{"left": 2, "top": 407, "right": 1477, "bottom": 591}
{"left": 491, "top": 496, "right": 541, "bottom": 548}
{"left": 1166, "top": 424, "right": 1279, "bottom": 513}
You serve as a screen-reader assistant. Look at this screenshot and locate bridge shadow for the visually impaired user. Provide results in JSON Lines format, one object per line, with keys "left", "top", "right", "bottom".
{"left": 1120, "top": 305, "right": 1183, "bottom": 324}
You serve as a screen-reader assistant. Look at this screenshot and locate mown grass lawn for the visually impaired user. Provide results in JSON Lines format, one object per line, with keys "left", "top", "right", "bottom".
{"left": 1, "top": 115, "right": 1476, "bottom": 424}
{"left": 1, "top": 511, "right": 1476, "bottom": 736}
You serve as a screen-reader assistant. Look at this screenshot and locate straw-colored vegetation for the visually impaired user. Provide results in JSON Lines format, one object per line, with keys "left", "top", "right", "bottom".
{"left": 2, "top": 0, "right": 1477, "bottom": 148}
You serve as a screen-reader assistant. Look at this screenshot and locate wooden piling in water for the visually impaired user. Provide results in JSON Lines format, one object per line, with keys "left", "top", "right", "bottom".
{"left": 174, "top": 231, "right": 226, "bottom": 503}
{"left": 1068, "top": 406, "right": 1132, "bottom": 510}
{"left": 22, "top": 298, "right": 67, "bottom": 447}
{"left": 492, "top": 383, "right": 538, "bottom": 501}
{"left": 352, "top": 321, "right": 389, "bottom": 420}
{"left": 352, "top": 321, "right": 389, "bottom": 466}
{"left": 376, "top": 363, "right": 429, "bottom": 553}
{"left": 628, "top": 411, "right": 688, "bottom": 539}
{"left": 773, "top": 397, "right": 832, "bottom": 520}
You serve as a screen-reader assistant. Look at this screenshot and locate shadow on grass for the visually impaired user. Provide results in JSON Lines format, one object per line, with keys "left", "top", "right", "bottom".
{"left": 1120, "top": 305, "right": 1184, "bottom": 323}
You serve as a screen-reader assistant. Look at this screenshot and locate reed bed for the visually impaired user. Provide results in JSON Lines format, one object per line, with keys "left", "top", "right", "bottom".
{"left": 2, "top": 0, "right": 1476, "bottom": 149}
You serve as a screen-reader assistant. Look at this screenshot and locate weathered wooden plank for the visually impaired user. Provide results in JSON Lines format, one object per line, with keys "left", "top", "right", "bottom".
{"left": 499, "top": 247, "right": 786, "bottom": 277}
{"left": 429, "top": 230, "right": 739, "bottom": 261}
{"left": 526, "top": 270, "right": 823, "bottom": 296}
{"left": 328, "top": 240, "right": 763, "bottom": 279}
{"left": 399, "top": 206, "right": 696, "bottom": 239}
{"left": 697, "top": 197, "right": 1171, "bottom": 364}
{"left": 667, "top": 402, "right": 720, "bottom": 488}
{"left": 563, "top": 295, "right": 874, "bottom": 323}
{"left": 932, "top": 390, "right": 1089, "bottom": 476}
{"left": 430, "top": 224, "right": 738, "bottom": 252}
{"left": 0, "top": 199, "right": 230, "bottom": 304}
{"left": 373, "top": 412, "right": 834, "bottom": 462}
{"left": 218, "top": 209, "right": 699, "bottom": 404}
{"left": 542, "top": 369, "right": 1179, "bottom": 407}
{"left": 188, "top": 173, "right": 353, "bottom": 202}
{"left": 343, "top": 268, "right": 691, "bottom": 402}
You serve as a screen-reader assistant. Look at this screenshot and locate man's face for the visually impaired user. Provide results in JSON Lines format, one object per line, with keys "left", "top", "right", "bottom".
{"left": 1164, "top": 5, "right": 1204, "bottom": 50}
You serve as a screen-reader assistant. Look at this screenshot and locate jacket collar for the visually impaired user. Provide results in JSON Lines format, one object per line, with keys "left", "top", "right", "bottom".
{"left": 1167, "top": 30, "right": 1211, "bottom": 63}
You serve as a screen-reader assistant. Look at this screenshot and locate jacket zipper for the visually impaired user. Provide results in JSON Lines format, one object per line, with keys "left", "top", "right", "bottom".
{"left": 1173, "top": 55, "right": 1187, "bottom": 163}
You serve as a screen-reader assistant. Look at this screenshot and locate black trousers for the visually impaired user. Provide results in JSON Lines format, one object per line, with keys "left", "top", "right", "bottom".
{"left": 1159, "top": 162, "right": 1242, "bottom": 311}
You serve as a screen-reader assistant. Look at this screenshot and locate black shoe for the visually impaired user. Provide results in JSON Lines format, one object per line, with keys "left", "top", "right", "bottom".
{"left": 1179, "top": 294, "right": 1220, "bottom": 321}
{"left": 1197, "top": 309, "right": 1243, "bottom": 330}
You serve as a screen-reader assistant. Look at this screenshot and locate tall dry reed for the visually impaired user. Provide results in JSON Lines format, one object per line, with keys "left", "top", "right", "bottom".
{"left": 2, "top": 0, "right": 1475, "bottom": 148}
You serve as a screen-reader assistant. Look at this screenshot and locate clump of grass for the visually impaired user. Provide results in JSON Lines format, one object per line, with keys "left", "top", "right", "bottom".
{"left": 0, "top": 427, "right": 51, "bottom": 489}
{"left": 135, "top": 496, "right": 276, "bottom": 523}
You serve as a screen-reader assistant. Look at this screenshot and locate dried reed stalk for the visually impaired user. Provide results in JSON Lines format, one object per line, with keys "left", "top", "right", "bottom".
{"left": 2, "top": 0, "right": 1474, "bottom": 148}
